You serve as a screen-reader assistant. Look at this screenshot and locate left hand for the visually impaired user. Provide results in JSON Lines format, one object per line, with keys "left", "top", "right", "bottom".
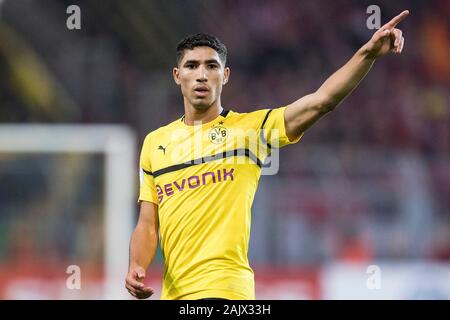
{"left": 364, "top": 10, "right": 409, "bottom": 59}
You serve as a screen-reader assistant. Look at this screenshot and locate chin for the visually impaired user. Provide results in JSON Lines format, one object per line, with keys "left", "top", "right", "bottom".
{"left": 192, "top": 100, "right": 212, "bottom": 110}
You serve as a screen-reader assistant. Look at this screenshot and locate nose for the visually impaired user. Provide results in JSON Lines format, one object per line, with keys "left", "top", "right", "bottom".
{"left": 196, "top": 65, "right": 208, "bottom": 82}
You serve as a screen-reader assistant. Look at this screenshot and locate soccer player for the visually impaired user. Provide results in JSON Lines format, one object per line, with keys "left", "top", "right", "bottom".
{"left": 125, "top": 10, "right": 409, "bottom": 300}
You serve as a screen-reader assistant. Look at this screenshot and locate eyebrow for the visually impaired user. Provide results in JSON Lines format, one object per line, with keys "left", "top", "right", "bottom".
{"left": 183, "top": 59, "right": 221, "bottom": 65}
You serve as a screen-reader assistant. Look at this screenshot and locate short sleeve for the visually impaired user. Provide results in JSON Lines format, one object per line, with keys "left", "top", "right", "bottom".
{"left": 260, "top": 106, "right": 303, "bottom": 148}
{"left": 138, "top": 134, "right": 159, "bottom": 204}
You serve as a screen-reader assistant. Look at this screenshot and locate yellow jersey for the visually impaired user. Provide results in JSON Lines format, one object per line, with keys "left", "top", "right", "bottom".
{"left": 138, "top": 106, "right": 302, "bottom": 300}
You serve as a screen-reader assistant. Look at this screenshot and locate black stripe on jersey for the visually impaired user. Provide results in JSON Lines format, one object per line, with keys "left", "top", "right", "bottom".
{"left": 261, "top": 109, "right": 273, "bottom": 129}
{"left": 142, "top": 169, "right": 153, "bottom": 176}
{"left": 260, "top": 109, "right": 273, "bottom": 151}
{"left": 152, "top": 148, "right": 262, "bottom": 178}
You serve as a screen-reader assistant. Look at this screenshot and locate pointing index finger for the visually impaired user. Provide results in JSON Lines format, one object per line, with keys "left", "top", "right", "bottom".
{"left": 383, "top": 10, "right": 409, "bottom": 29}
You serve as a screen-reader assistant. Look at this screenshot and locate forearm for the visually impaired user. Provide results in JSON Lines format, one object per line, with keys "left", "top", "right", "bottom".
{"left": 284, "top": 10, "right": 408, "bottom": 140}
{"left": 316, "top": 43, "right": 376, "bottom": 111}
{"left": 129, "top": 225, "right": 158, "bottom": 270}
{"left": 284, "top": 44, "right": 377, "bottom": 139}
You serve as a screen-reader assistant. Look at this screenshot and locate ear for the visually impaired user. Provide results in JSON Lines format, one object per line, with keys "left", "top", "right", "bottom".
{"left": 173, "top": 67, "right": 181, "bottom": 85}
{"left": 223, "top": 67, "right": 230, "bottom": 85}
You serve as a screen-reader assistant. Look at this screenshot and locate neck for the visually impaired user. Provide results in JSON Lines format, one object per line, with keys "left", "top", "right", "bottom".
{"left": 183, "top": 99, "right": 223, "bottom": 126}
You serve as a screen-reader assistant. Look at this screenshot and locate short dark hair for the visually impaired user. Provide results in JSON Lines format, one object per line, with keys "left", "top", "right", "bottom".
{"left": 176, "top": 33, "right": 227, "bottom": 66}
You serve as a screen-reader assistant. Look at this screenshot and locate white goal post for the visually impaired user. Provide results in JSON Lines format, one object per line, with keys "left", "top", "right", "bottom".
{"left": 0, "top": 124, "right": 136, "bottom": 299}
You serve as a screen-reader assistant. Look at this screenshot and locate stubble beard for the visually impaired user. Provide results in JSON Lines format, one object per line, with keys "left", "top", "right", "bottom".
{"left": 191, "top": 96, "right": 215, "bottom": 111}
{"left": 192, "top": 102, "right": 211, "bottom": 111}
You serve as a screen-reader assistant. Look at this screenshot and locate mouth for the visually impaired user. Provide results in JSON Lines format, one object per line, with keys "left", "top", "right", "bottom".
{"left": 193, "top": 86, "right": 209, "bottom": 98}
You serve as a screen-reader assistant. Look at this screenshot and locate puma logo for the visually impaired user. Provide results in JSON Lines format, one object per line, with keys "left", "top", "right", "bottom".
{"left": 158, "top": 144, "right": 168, "bottom": 155}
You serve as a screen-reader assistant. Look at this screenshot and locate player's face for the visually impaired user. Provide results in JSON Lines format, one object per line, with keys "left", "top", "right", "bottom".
{"left": 173, "top": 46, "right": 230, "bottom": 110}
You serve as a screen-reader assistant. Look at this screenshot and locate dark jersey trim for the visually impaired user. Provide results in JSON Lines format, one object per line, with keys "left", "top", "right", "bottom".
{"left": 260, "top": 109, "right": 273, "bottom": 151}
{"left": 142, "top": 169, "right": 153, "bottom": 176}
{"left": 152, "top": 148, "right": 262, "bottom": 178}
{"left": 261, "top": 109, "right": 273, "bottom": 129}
{"left": 181, "top": 109, "right": 229, "bottom": 122}
{"left": 220, "top": 109, "right": 230, "bottom": 117}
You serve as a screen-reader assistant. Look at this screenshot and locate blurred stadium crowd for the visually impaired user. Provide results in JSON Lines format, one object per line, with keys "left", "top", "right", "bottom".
{"left": 0, "top": 0, "right": 449, "bottom": 295}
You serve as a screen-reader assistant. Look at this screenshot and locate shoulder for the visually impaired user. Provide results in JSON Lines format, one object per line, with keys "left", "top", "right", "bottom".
{"left": 228, "top": 108, "right": 271, "bottom": 118}
{"left": 142, "top": 117, "right": 183, "bottom": 145}
{"left": 226, "top": 108, "right": 273, "bottom": 128}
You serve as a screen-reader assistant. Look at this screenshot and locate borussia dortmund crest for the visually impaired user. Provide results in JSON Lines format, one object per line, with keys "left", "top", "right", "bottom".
{"left": 208, "top": 125, "right": 228, "bottom": 144}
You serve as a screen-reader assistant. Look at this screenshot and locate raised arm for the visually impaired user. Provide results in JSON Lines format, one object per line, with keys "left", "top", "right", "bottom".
{"left": 285, "top": 10, "right": 409, "bottom": 141}
{"left": 126, "top": 201, "right": 159, "bottom": 299}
